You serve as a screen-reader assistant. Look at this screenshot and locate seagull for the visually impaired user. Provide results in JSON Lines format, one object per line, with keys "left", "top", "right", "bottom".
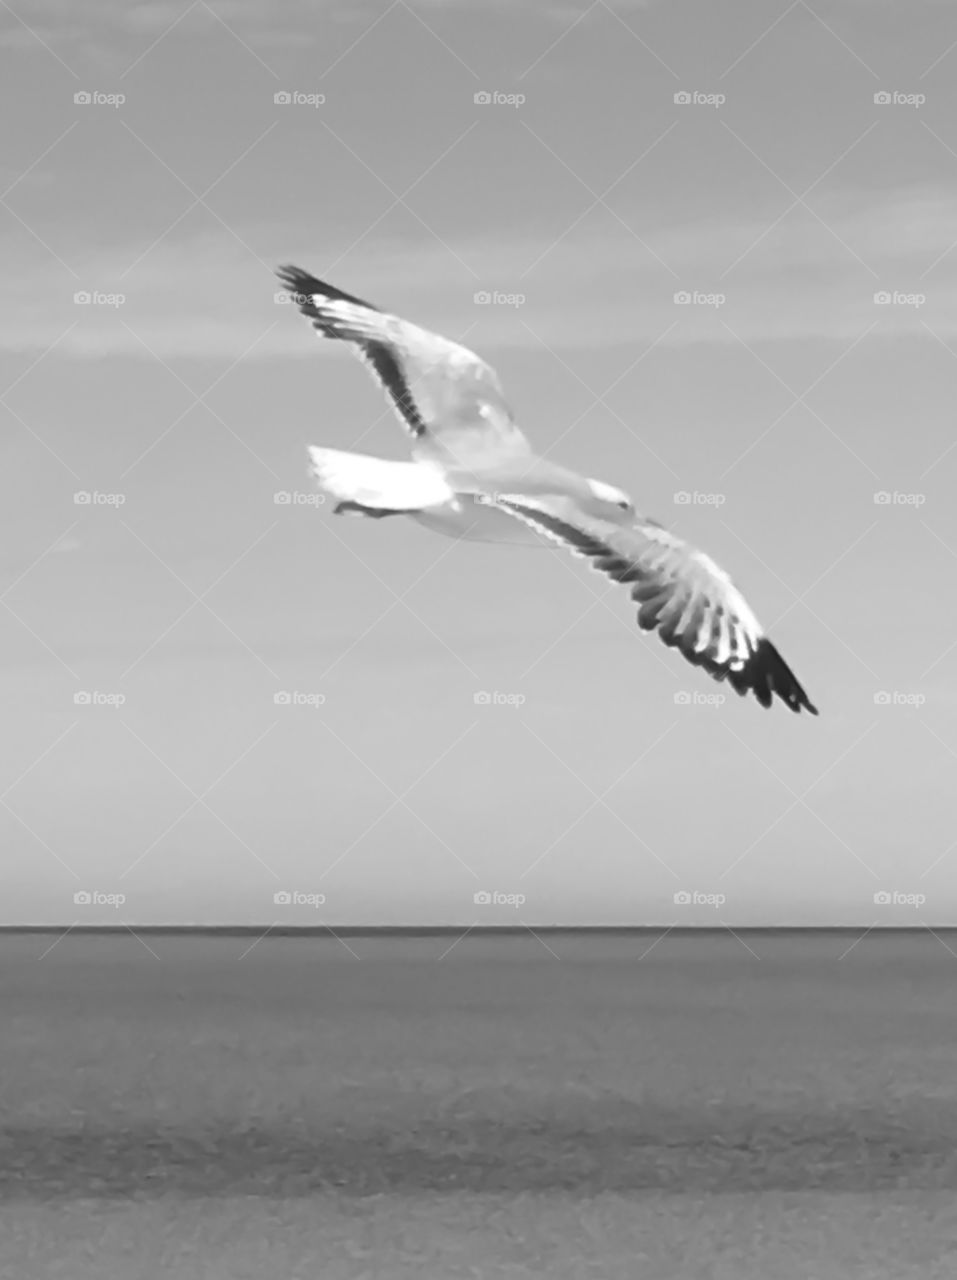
{"left": 277, "top": 266, "right": 818, "bottom": 715}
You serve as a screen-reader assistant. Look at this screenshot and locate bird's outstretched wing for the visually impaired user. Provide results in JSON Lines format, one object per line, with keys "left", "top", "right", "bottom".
{"left": 276, "top": 266, "right": 530, "bottom": 469}
{"left": 493, "top": 495, "right": 818, "bottom": 714}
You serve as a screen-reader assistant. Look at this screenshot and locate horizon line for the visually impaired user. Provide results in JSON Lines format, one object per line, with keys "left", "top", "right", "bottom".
{"left": 0, "top": 924, "right": 950, "bottom": 936}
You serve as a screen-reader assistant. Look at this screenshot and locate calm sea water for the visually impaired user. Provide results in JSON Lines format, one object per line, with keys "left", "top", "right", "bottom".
{"left": 2, "top": 930, "right": 956, "bottom": 1277}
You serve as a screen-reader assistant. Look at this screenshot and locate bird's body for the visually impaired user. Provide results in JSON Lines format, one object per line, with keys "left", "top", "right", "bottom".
{"left": 277, "top": 265, "right": 818, "bottom": 715}
{"left": 307, "top": 447, "right": 548, "bottom": 545}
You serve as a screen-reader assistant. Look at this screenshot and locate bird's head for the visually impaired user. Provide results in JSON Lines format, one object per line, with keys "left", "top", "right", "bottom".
{"left": 587, "top": 478, "right": 634, "bottom": 516}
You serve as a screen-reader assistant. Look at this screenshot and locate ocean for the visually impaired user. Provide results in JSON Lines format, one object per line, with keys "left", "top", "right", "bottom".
{"left": 2, "top": 928, "right": 956, "bottom": 1277}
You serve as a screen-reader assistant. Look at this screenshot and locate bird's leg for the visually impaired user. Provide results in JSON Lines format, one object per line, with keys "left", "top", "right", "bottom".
{"left": 333, "top": 500, "right": 408, "bottom": 519}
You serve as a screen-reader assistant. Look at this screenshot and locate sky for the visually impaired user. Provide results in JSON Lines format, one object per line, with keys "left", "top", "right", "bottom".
{"left": 1, "top": 0, "right": 956, "bottom": 928}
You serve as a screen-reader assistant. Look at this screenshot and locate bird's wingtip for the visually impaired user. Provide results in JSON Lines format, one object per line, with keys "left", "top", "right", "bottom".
{"left": 275, "top": 264, "right": 317, "bottom": 297}
{"left": 274, "top": 266, "right": 378, "bottom": 312}
{"left": 747, "top": 638, "right": 818, "bottom": 715}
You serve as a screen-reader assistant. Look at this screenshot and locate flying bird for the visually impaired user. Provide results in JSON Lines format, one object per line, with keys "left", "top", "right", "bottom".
{"left": 277, "top": 265, "right": 818, "bottom": 715}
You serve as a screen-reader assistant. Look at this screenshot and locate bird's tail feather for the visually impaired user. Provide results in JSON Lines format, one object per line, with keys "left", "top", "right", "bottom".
{"left": 307, "top": 446, "right": 451, "bottom": 511}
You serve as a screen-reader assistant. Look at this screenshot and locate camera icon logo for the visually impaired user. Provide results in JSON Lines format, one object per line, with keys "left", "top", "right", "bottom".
{"left": 673, "top": 890, "right": 692, "bottom": 905}
{"left": 473, "top": 890, "right": 491, "bottom": 905}
{"left": 873, "top": 890, "right": 891, "bottom": 904}
{"left": 873, "top": 291, "right": 891, "bottom": 305}
{"left": 74, "top": 91, "right": 92, "bottom": 105}
{"left": 73, "top": 291, "right": 91, "bottom": 305}
{"left": 673, "top": 691, "right": 691, "bottom": 705}
{"left": 673, "top": 291, "right": 691, "bottom": 304}
{"left": 273, "top": 890, "right": 292, "bottom": 905}
{"left": 73, "top": 890, "right": 92, "bottom": 904}
{"left": 474, "top": 91, "right": 492, "bottom": 104}
{"left": 273, "top": 691, "right": 291, "bottom": 705}
{"left": 274, "top": 91, "right": 291, "bottom": 104}
{"left": 73, "top": 691, "right": 92, "bottom": 705}
{"left": 674, "top": 91, "right": 691, "bottom": 104}
{"left": 873, "top": 91, "right": 891, "bottom": 105}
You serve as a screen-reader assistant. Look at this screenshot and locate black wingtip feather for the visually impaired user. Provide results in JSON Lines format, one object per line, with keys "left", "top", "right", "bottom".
{"left": 738, "top": 638, "right": 818, "bottom": 715}
{"left": 275, "top": 265, "right": 379, "bottom": 312}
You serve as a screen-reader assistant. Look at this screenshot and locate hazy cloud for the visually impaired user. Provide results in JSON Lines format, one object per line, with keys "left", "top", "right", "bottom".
{"left": 5, "top": 186, "right": 957, "bottom": 360}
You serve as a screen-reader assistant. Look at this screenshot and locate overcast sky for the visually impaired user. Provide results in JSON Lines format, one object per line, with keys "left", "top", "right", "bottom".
{"left": 2, "top": 0, "right": 956, "bottom": 927}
